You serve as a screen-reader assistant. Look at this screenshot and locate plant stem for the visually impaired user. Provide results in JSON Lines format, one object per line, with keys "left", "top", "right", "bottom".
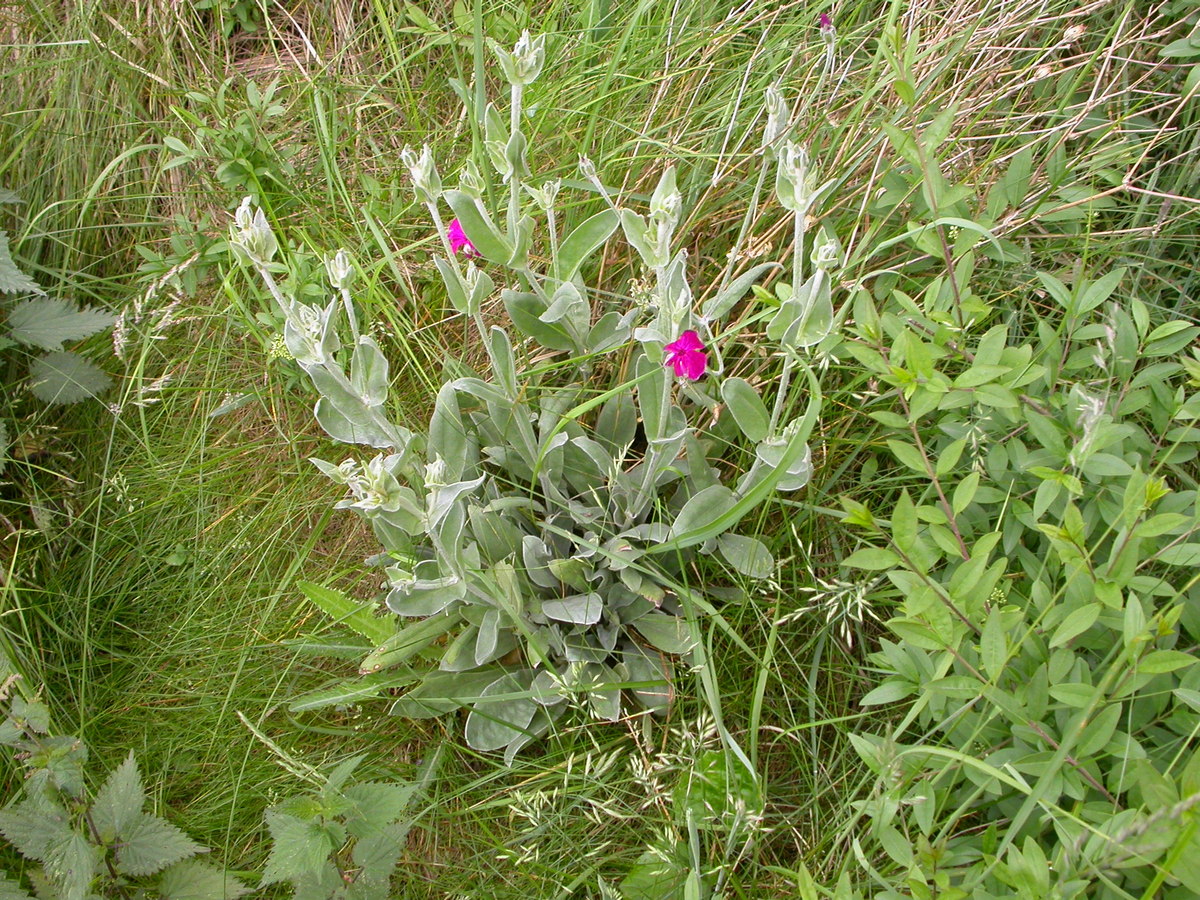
{"left": 508, "top": 82, "right": 523, "bottom": 239}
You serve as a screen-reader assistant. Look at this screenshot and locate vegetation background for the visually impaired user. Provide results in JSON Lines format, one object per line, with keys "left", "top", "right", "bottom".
{"left": 2, "top": 0, "right": 1199, "bottom": 897}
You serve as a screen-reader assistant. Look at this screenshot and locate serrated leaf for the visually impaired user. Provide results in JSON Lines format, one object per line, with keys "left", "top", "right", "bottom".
{"left": 115, "top": 814, "right": 205, "bottom": 877}
{"left": 287, "top": 670, "right": 418, "bottom": 712}
{"left": 0, "top": 232, "right": 42, "bottom": 295}
{"left": 44, "top": 831, "right": 96, "bottom": 900}
{"left": 0, "top": 871, "right": 35, "bottom": 900}
{"left": 28, "top": 351, "right": 112, "bottom": 404}
{"left": 156, "top": 860, "right": 253, "bottom": 900}
{"left": 350, "top": 821, "right": 406, "bottom": 885}
{"left": 0, "top": 800, "right": 72, "bottom": 862}
{"left": 343, "top": 782, "right": 415, "bottom": 834}
{"left": 619, "top": 847, "right": 688, "bottom": 900}
{"left": 297, "top": 581, "right": 394, "bottom": 646}
{"left": 7, "top": 298, "right": 113, "bottom": 350}
{"left": 260, "top": 810, "right": 334, "bottom": 885}
{"left": 91, "top": 751, "right": 145, "bottom": 842}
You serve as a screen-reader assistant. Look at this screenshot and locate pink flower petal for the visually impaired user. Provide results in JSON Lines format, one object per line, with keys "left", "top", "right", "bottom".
{"left": 679, "top": 350, "right": 707, "bottom": 380}
{"left": 664, "top": 330, "right": 708, "bottom": 380}
{"left": 447, "top": 218, "right": 479, "bottom": 258}
{"left": 665, "top": 329, "right": 704, "bottom": 354}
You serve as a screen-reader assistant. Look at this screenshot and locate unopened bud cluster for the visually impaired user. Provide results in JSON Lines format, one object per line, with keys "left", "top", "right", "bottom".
{"left": 401, "top": 145, "right": 442, "bottom": 205}
{"left": 230, "top": 196, "right": 278, "bottom": 267}
{"left": 491, "top": 31, "right": 546, "bottom": 87}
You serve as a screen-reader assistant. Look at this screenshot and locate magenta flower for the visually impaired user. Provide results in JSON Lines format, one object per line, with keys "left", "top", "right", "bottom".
{"left": 663, "top": 330, "right": 708, "bottom": 381}
{"left": 447, "top": 218, "right": 479, "bottom": 258}
{"left": 818, "top": 12, "right": 834, "bottom": 31}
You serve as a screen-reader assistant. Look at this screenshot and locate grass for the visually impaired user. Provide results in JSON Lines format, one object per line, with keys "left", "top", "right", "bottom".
{"left": 2, "top": 0, "right": 1199, "bottom": 896}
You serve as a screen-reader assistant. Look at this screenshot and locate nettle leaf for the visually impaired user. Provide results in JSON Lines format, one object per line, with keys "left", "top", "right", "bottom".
{"left": 156, "top": 860, "right": 253, "bottom": 900}
{"left": 115, "top": 814, "right": 205, "bottom": 877}
{"left": 261, "top": 810, "right": 334, "bottom": 885}
{"left": 0, "top": 799, "right": 72, "bottom": 861}
{"left": 44, "top": 831, "right": 96, "bottom": 900}
{"left": 343, "top": 782, "right": 415, "bottom": 835}
{"left": 28, "top": 351, "right": 112, "bottom": 404}
{"left": 7, "top": 298, "right": 113, "bottom": 350}
{"left": 0, "top": 871, "right": 35, "bottom": 900}
{"left": 91, "top": 751, "right": 145, "bottom": 843}
{"left": 0, "top": 232, "right": 42, "bottom": 295}
{"left": 350, "top": 822, "right": 407, "bottom": 891}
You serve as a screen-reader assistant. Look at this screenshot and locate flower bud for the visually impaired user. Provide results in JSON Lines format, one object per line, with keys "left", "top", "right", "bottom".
{"left": 763, "top": 82, "right": 790, "bottom": 148}
{"left": 457, "top": 159, "right": 485, "bottom": 199}
{"left": 523, "top": 179, "right": 561, "bottom": 212}
{"left": 325, "top": 249, "right": 354, "bottom": 290}
{"left": 512, "top": 31, "right": 546, "bottom": 85}
{"left": 401, "top": 144, "right": 442, "bottom": 204}
{"left": 811, "top": 236, "right": 840, "bottom": 270}
{"left": 776, "top": 142, "right": 817, "bottom": 214}
{"left": 424, "top": 455, "right": 447, "bottom": 488}
{"left": 578, "top": 155, "right": 599, "bottom": 183}
{"left": 229, "top": 196, "right": 278, "bottom": 267}
{"left": 491, "top": 31, "right": 546, "bottom": 87}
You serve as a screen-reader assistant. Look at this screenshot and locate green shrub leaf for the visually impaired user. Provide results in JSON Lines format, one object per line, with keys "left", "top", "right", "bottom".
{"left": 0, "top": 800, "right": 71, "bottom": 862}
{"left": 261, "top": 811, "right": 334, "bottom": 885}
{"left": 7, "top": 298, "right": 113, "bottom": 350}
{"left": 115, "top": 815, "right": 204, "bottom": 877}
{"left": 91, "top": 752, "right": 145, "bottom": 843}
{"left": 28, "top": 351, "right": 112, "bottom": 404}
{"left": 0, "top": 871, "right": 35, "bottom": 900}
{"left": 156, "top": 861, "right": 252, "bottom": 900}
{"left": 0, "top": 232, "right": 42, "bottom": 295}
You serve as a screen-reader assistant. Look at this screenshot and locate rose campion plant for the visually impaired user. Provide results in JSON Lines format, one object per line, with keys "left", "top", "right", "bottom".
{"left": 230, "top": 34, "right": 836, "bottom": 758}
